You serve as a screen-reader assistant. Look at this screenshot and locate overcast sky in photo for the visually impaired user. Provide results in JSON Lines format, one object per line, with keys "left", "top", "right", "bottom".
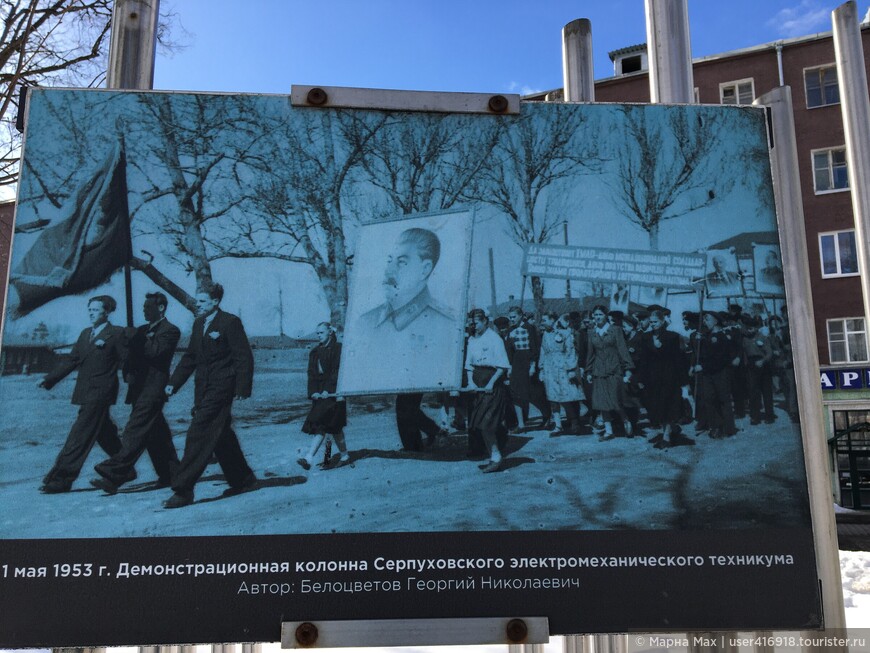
{"left": 152, "top": 0, "right": 862, "bottom": 96}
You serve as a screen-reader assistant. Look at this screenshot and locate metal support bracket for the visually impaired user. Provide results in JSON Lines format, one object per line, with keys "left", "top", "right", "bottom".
{"left": 280, "top": 617, "right": 549, "bottom": 648}
{"left": 290, "top": 85, "right": 520, "bottom": 114}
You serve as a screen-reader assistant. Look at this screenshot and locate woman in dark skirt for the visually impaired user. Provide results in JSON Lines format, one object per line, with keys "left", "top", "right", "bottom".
{"left": 465, "top": 309, "right": 511, "bottom": 473}
{"left": 298, "top": 322, "right": 350, "bottom": 470}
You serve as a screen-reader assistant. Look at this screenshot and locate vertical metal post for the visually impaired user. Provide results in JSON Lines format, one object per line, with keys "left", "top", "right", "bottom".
{"left": 138, "top": 647, "right": 159, "bottom": 653}
{"left": 564, "top": 222, "right": 572, "bottom": 299}
{"left": 645, "top": 0, "right": 694, "bottom": 103}
{"left": 562, "top": 19, "right": 595, "bottom": 102}
{"left": 833, "top": 1, "right": 870, "bottom": 342}
{"left": 489, "top": 247, "right": 498, "bottom": 316}
{"left": 106, "top": 0, "right": 161, "bottom": 89}
{"left": 754, "top": 87, "right": 847, "bottom": 636}
{"left": 240, "top": 644, "right": 260, "bottom": 653}
{"left": 211, "top": 645, "right": 235, "bottom": 653}
{"left": 563, "top": 635, "right": 594, "bottom": 653}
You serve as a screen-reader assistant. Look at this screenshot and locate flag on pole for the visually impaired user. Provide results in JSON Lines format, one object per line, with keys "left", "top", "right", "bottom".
{"left": 10, "top": 143, "right": 131, "bottom": 316}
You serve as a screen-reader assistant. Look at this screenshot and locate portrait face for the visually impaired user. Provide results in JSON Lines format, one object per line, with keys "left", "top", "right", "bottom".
{"left": 592, "top": 309, "right": 607, "bottom": 327}
{"left": 766, "top": 250, "right": 779, "bottom": 267}
{"left": 143, "top": 297, "right": 162, "bottom": 323}
{"left": 87, "top": 300, "right": 108, "bottom": 327}
{"left": 195, "top": 292, "right": 220, "bottom": 317}
{"left": 649, "top": 314, "right": 663, "bottom": 331}
{"left": 316, "top": 324, "right": 331, "bottom": 344}
{"left": 383, "top": 239, "right": 433, "bottom": 308}
{"left": 712, "top": 255, "right": 726, "bottom": 273}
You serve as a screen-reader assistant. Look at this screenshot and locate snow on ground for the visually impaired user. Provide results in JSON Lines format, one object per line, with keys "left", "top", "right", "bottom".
{"left": 841, "top": 549, "right": 870, "bottom": 628}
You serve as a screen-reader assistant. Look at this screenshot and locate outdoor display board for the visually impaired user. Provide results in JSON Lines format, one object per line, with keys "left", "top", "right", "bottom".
{"left": 0, "top": 89, "right": 820, "bottom": 646}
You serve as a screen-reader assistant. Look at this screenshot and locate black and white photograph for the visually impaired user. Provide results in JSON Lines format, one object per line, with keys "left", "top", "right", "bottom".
{"left": 0, "top": 88, "right": 821, "bottom": 643}
{"left": 753, "top": 243, "right": 786, "bottom": 296}
{"left": 703, "top": 248, "right": 744, "bottom": 298}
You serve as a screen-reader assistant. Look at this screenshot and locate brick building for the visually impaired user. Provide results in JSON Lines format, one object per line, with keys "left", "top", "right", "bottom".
{"left": 529, "top": 23, "right": 870, "bottom": 507}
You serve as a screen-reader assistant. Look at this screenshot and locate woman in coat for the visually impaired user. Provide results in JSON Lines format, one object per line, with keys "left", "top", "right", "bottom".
{"left": 586, "top": 305, "right": 634, "bottom": 441}
{"left": 639, "top": 309, "right": 688, "bottom": 448}
{"left": 298, "top": 323, "right": 350, "bottom": 470}
{"left": 539, "top": 313, "right": 585, "bottom": 435}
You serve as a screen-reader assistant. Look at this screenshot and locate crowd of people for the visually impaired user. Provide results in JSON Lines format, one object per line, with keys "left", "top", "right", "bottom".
{"left": 33, "top": 285, "right": 798, "bottom": 505}
{"left": 427, "top": 301, "right": 799, "bottom": 472}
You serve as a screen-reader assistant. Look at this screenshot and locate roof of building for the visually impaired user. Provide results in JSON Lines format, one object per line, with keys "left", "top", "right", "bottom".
{"left": 524, "top": 20, "right": 870, "bottom": 99}
{"left": 607, "top": 43, "right": 647, "bottom": 61}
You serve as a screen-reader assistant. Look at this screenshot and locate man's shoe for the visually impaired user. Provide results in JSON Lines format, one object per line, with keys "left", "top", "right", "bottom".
{"left": 297, "top": 457, "right": 311, "bottom": 471}
{"left": 222, "top": 474, "right": 258, "bottom": 498}
{"left": 40, "top": 480, "right": 71, "bottom": 494}
{"left": 163, "top": 492, "right": 194, "bottom": 509}
{"left": 481, "top": 459, "right": 501, "bottom": 473}
{"left": 90, "top": 477, "right": 119, "bottom": 495}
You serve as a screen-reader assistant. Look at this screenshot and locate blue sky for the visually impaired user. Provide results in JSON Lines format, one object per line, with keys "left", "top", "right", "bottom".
{"left": 153, "top": 0, "right": 859, "bottom": 95}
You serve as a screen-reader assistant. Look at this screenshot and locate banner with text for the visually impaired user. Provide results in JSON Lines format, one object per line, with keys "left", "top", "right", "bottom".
{"left": 522, "top": 244, "right": 706, "bottom": 290}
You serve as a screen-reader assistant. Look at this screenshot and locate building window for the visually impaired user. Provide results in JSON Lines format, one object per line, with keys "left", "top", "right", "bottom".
{"left": 720, "top": 78, "right": 754, "bottom": 104}
{"left": 828, "top": 318, "right": 869, "bottom": 364}
{"left": 621, "top": 55, "right": 642, "bottom": 75}
{"left": 820, "top": 230, "right": 860, "bottom": 277}
{"left": 812, "top": 147, "right": 849, "bottom": 193}
{"left": 805, "top": 65, "right": 840, "bottom": 108}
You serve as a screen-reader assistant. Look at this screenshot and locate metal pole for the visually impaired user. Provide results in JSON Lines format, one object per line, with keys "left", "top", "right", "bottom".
{"left": 644, "top": 0, "right": 694, "bottom": 103}
{"left": 563, "top": 635, "right": 594, "bottom": 653}
{"left": 564, "top": 221, "right": 571, "bottom": 299}
{"left": 240, "top": 644, "right": 261, "bottom": 653}
{"left": 562, "top": 19, "right": 595, "bottom": 102}
{"left": 833, "top": 0, "right": 870, "bottom": 351}
{"left": 489, "top": 247, "right": 498, "bottom": 316}
{"left": 106, "top": 0, "right": 161, "bottom": 89}
{"left": 754, "top": 86, "right": 847, "bottom": 635}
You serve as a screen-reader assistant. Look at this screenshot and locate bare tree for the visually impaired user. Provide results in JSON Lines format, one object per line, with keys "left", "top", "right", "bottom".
{"left": 1, "top": 0, "right": 184, "bottom": 191}
{"left": 611, "top": 105, "right": 744, "bottom": 251}
{"left": 466, "top": 107, "right": 599, "bottom": 315}
{"left": 235, "top": 109, "right": 387, "bottom": 326}
{"left": 359, "top": 112, "right": 501, "bottom": 217}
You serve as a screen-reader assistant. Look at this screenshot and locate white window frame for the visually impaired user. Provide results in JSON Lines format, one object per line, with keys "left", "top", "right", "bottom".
{"left": 719, "top": 78, "right": 755, "bottom": 105}
{"left": 827, "top": 317, "right": 869, "bottom": 364}
{"left": 819, "top": 229, "right": 860, "bottom": 278}
{"left": 804, "top": 63, "right": 840, "bottom": 109}
{"left": 811, "top": 146, "right": 850, "bottom": 194}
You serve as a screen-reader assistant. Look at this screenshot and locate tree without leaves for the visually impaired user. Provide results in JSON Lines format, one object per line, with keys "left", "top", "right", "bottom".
{"left": 611, "top": 105, "right": 736, "bottom": 251}
{"left": 238, "top": 109, "right": 387, "bottom": 327}
{"left": 0, "top": 0, "right": 183, "bottom": 191}
{"left": 465, "top": 107, "right": 600, "bottom": 316}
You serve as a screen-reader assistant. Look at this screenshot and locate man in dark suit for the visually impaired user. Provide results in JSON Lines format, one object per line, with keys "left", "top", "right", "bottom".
{"left": 162, "top": 282, "right": 257, "bottom": 508}
{"left": 91, "top": 292, "right": 181, "bottom": 494}
{"left": 38, "top": 295, "right": 125, "bottom": 493}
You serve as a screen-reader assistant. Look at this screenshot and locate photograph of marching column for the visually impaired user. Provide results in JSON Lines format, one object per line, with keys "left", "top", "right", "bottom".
{"left": 0, "top": 88, "right": 821, "bottom": 645}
